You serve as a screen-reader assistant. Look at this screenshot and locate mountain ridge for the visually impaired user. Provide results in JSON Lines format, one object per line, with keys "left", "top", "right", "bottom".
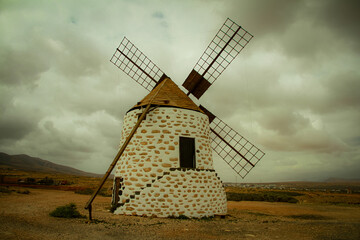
{"left": 0, "top": 152, "right": 103, "bottom": 177}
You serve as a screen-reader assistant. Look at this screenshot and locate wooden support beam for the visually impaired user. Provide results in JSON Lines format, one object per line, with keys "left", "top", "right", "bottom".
{"left": 84, "top": 103, "right": 152, "bottom": 216}
{"left": 84, "top": 78, "right": 169, "bottom": 220}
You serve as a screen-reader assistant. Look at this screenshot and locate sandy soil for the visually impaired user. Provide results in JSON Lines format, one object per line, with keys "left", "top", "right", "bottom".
{"left": 0, "top": 187, "right": 359, "bottom": 240}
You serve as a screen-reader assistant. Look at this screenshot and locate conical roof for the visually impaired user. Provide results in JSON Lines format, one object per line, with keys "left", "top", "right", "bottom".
{"left": 129, "top": 78, "right": 202, "bottom": 112}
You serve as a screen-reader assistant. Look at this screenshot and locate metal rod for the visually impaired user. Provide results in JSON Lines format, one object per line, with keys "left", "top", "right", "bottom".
{"left": 201, "top": 25, "right": 241, "bottom": 78}
{"left": 210, "top": 128, "right": 254, "bottom": 167}
{"left": 116, "top": 48, "right": 158, "bottom": 84}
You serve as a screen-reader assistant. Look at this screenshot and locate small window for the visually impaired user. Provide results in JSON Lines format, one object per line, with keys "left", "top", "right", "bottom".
{"left": 179, "top": 136, "right": 196, "bottom": 168}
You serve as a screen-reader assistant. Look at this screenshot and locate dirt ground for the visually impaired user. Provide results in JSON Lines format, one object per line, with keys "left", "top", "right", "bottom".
{"left": 0, "top": 187, "right": 359, "bottom": 240}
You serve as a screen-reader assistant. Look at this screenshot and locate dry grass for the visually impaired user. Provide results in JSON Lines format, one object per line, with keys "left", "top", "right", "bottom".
{"left": 1, "top": 187, "right": 360, "bottom": 240}
{"left": 226, "top": 186, "right": 360, "bottom": 206}
{"left": 0, "top": 168, "right": 113, "bottom": 196}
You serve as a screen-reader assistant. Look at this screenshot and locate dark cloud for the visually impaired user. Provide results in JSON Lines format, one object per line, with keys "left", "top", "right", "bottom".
{"left": 227, "top": 0, "right": 304, "bottom": 36}
{"left": 324, "top": 71, "right": 360, "bottom": 110}
{"left": 0, "top": 44, "right": 51, "bottom": 86}
{"left": 258, "top": 108, "right": 310, "bottom": 136}
{"left": 0, "top": 0, "right": 359, "bottom": 182}
{"left": 51, "top": 29, "right": 103, "bottom": 78}
{"left": 0, "top": 113, "right": 37, "bottom": 142}
{"left": 0, "top": 87, "right": 42, "bottom": 143}
{"left": 312, "top": 0, "right": 360, "bottom": 52}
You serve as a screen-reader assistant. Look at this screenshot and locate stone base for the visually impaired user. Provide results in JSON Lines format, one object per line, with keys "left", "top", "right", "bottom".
{"left": 113, "top": 168, "right": 227, "bottom": 218}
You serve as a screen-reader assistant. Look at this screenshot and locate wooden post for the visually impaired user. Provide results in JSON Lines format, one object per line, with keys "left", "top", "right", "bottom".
{"left": 85, "top": 103, "right": 152, "bottom": 214}
{"left": 84, "top": 78, "right": 169, "bottom": 220}
{"left": 88, "top": 204, "right": 92, "bottom": 221}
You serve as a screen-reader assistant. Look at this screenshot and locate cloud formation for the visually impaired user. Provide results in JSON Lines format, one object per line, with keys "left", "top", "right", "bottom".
{"left": 0, "top": 0, "right": 359, "bottom": 182}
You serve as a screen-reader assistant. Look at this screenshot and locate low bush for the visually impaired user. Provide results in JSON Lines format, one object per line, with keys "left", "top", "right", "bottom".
{"left": 74, "top": 188, "right": 111, "bottom": 197}
{"left": 25, "top": 178, "right": 36, "bottom": 184}
{"left": 0, "top": 187, "right": 12, "bottom": 193}
{"left": 38, "top": 177, "right": 54, "bottom": 185}
{"left": 49, "top": 203, "right": 85, "bottom": 218}
{"left": 287, "top": 214, "right": 329, "bottom": 220}
{"left": 75, "top": 188, "right": 94, "bottom": 195}
{"left": 168, "top": 214, "right": 190, "bottom": 219}
{"left": 177, "top": 214, "right": 190, "bottom": 219}
{"left": 17, "top": 189, "right": 30, "bottom": 194}
{"left": 226, "top": 191, "right": 300, "bottom": 203}
{"left": 199, "top": 216, "right": 214, "bottom": 221}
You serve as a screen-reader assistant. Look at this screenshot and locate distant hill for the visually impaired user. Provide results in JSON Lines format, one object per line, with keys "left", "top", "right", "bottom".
{"left": 324, "top": 177, "right": 360, "bottom": 183}
{"left": 0, "top": 152, "right": 103, "bottom": 177}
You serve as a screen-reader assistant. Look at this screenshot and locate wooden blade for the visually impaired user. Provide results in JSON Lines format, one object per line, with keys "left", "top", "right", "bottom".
{"left": 183, "top": 18, "right": 253, "bottom": 99}
{"left": 110, "top": 37, "right": 167, "bottom": 92}
{"left": 200, "top": 105, "right": 264, "bottom": 178}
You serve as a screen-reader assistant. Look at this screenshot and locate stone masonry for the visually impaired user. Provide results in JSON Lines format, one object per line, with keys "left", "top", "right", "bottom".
{"left": 112, "top": 106, "right": 227, "bottom": 218}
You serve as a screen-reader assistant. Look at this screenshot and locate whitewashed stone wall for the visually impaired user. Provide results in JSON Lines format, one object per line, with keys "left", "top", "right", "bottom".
{"left": 113, "top": 107, "right": 227, "bottom": 218}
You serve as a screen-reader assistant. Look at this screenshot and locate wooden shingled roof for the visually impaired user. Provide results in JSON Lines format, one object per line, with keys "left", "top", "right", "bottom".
{"left": 130, "top": 78, "right": 202, "bottom": 112}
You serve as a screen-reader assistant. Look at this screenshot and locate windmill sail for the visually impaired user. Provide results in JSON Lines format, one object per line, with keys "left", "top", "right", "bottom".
{"left": 110, "top": 37, "right": 167, "bottom": 91}
{"left": 183, "top": 18, "right": 253, "bottom": 99}
{"left": 200, "top": 105, "right": 264, "bottom": 178}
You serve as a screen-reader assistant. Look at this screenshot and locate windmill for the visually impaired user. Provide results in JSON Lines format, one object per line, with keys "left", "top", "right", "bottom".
{"left": 85, "top": 18, "right": 264, "bottom": 219}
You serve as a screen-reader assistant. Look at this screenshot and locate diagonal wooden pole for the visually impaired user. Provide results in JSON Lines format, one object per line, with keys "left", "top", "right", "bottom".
{"left": 84, "top": 78, "right": 169, "bottom": 220}
{"left": 84, "top": 104, "right": 151, "bottom": 218}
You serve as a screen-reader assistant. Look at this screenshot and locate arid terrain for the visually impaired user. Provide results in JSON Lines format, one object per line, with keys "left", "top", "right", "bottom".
{"left": 1, "top": 184, "right": 359, "bottom": 240}
{"left": 1, "top": 165, "right": 359, "bottom": 239}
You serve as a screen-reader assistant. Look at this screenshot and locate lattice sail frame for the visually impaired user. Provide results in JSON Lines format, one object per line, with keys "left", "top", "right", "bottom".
{"left": 110, "top": 37, "right": 165, "bottom": 92}
{"left": 210, "top": 117, "right": 265, "bottom": 179}
{"left": 194, "top": 18, "right": 253, "bottom": 84}
{"left": 183, "top": 18, "right": 254, "bottom": 99}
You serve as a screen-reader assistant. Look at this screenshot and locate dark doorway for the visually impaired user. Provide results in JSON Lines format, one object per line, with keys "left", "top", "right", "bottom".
{"left": 179, "top": 137, "right": 196, "bottom": 168}
{"left": 111, "top": 177, "right": 123, "bottom": 206}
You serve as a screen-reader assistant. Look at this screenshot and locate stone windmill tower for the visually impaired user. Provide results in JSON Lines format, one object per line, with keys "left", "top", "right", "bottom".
{"left": 85, "top": 18, "right": 265, "bottom": 219}
{"left": 112, "top": 78, "right": 226, "bottom": 217}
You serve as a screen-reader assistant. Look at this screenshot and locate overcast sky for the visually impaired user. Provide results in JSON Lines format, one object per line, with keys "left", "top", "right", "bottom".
{"left": 1, "top": 0, "right": 359, "bottom": 183}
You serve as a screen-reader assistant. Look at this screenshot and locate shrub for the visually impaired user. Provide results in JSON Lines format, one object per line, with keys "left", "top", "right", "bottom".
{"left": 25, "top": 178, "right": 36, "bottom": 184}
{"left": 17, "top": 189, "right": 30, "bottom": 194}
{"left": 99, "top": 189, "right": 112, "bottom": 197}
{"left": 49, "top": 203, "right": 85, "bottom": 218}
{"left": 38, "top": 177, "right": 54, "bottom": 185}
{"left": 168, "top": 214, "right": 190, "bottom": 219}
{"left": 75, "top": 188, "right": 94, "bottom": 195}
{"left": 74, "top": 188, "right": 111, "bottom": 197}
{"left": 226, "top": 191, "right": 299, "bottom": 203}
{"left": 199, "top": 216, "right": 214, "bottom": 221}
{"left": 287, "top": 214, "right": 328, "bottom": 220}
{"left": 0, "top": 187, "right": 12, "bottom": 193}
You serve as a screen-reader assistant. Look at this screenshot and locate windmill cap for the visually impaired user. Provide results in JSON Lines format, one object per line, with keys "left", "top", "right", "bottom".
{"left": 128, "top": 78, "right": 203, "bottom": 113}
